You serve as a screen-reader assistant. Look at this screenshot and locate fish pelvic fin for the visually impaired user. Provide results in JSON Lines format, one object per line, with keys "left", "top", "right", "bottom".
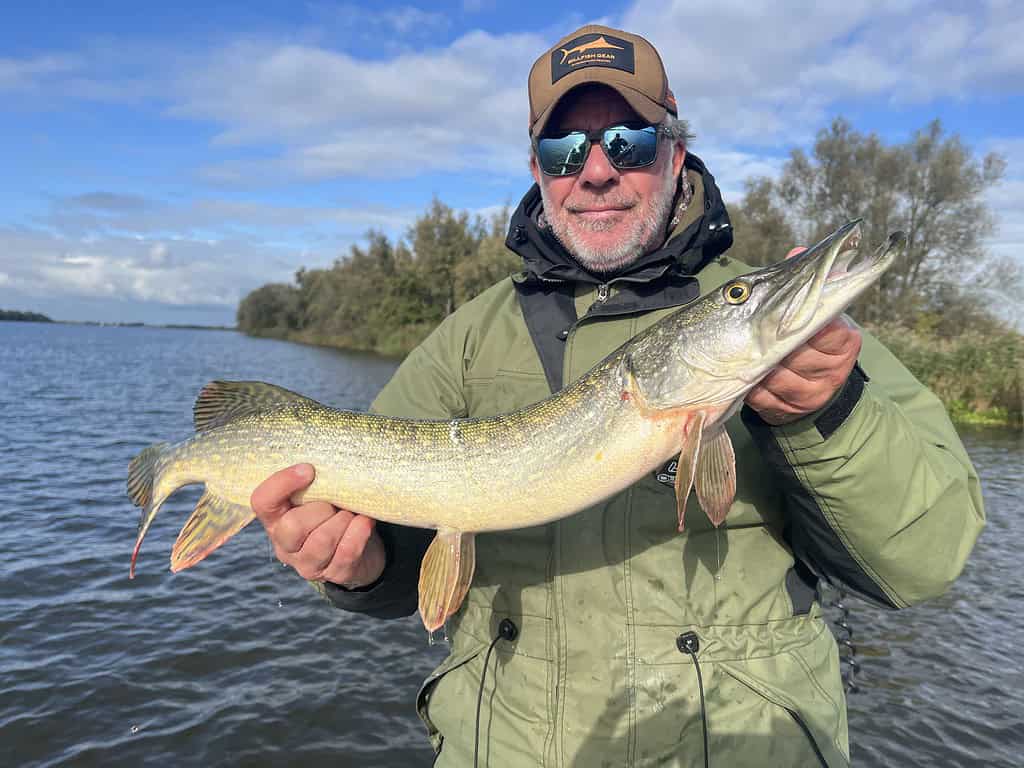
{"left": 418, "top": 529, "right": 476, "bottom": 634}
{"left": 128, "top": 442, "right": 172, "bottom": 579}
{"left": 694, "top": 425, "right": 736, "bottom": 527}
{"left": 170, "top": 490, "right": 254, "bottom": 573}
{"left": 674, "top": 412, "right": 705, "bottom": 532}
{"left": 193, "top": 380, "right": 322, "bottom": 433}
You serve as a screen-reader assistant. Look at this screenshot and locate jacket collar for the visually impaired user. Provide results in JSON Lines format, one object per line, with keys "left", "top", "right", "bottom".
{"left": 505, "top": 152, "right": 733, "bottom": 286}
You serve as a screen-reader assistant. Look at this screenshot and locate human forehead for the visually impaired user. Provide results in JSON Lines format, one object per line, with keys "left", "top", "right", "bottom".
{"left": 547, "top": 86, "right": 642, "bottom": 133}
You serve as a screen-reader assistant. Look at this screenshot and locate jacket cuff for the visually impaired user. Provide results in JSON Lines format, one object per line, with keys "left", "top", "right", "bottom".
{"left": 742, "top": 363, "right": 868, "bottom": 447}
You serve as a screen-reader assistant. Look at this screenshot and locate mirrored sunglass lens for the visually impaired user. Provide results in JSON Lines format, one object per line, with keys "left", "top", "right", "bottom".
{"left": 537, "top": 133, "right": 588, "bottom": 175}
{"left": 602, "top": 126, "right": 658, "bottom": 167}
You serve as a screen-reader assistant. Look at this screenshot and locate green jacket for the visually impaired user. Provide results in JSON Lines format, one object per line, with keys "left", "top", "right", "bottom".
{"left": 322, "top": 154, "right": 985, "bottom": 767}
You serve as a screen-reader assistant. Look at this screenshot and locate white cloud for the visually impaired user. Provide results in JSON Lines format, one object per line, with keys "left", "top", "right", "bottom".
{"left": 0, "top": 54, "right": 79, "bottom": 91}
{"left": 167, "top": 29, "right": 542, "bottom": 180}
{"left": 621, "top": 0, "right": 1023, "bottom": 143}
{"left": 0, "top": 191, "right": 435, "bottom": 310}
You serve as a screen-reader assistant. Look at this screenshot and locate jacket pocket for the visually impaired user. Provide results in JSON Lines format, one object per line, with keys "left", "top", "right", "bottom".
{"left": 717, "top": 653, "right": 849, "bottom": 768}
{"left": 416, "top": 643, "right": 487, "bottom": 756}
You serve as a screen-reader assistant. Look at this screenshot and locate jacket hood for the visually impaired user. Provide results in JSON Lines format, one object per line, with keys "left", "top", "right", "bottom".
{"left": 505, "top": 151, "right": 733, "bottom": 285}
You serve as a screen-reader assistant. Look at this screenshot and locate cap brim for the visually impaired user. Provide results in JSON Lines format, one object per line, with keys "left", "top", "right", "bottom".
{"left": 531, "top": 80, "right": 667, "bottom": 138}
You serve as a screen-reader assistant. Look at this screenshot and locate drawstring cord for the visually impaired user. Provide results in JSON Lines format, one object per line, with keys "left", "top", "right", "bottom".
{"left": 677, "top": 631, "right": 710, "bottom": 768}
{"left": 474, "top": 618, "right": 518, "bottom": 768}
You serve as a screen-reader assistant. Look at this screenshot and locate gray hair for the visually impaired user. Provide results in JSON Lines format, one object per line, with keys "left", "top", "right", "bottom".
{"left": 660, "top": 115, "right": 694, "bottom": 147}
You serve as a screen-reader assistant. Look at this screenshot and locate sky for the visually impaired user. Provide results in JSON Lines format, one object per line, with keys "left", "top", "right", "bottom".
{"left": 1, "top": 0, "right": 1022, "bottom": 325}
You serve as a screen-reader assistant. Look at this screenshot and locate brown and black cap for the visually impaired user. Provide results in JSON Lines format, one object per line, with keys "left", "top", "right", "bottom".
{"left": 528, "top": 24, "right": 677, "bottom": 139}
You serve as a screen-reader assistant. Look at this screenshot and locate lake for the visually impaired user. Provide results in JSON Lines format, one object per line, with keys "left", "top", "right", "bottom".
{"left": 1, "top": 322, "right": 1020, "bottom": 767}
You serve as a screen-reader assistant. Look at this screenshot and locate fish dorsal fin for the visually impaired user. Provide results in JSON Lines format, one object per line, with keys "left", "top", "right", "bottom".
{"left": 694, "top": 425, "right": 737, "bottom": 527}
{"left": 673, "top": 411, "right": 706, "bottom": 531}
{"left": 193, "top": 380, "right": 321, "bottom": 432}
{"left": 418, "top": 529, "right": 476, "bottom": 634}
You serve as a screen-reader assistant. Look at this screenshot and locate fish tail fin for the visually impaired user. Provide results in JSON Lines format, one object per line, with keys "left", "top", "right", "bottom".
{"left": 418, "top": 530, "right": 476, "bottom": 634}
{"left": 127, "top": 442, "right": 172, "bottom": 579}
{"left": 170, "top": 490, "right": 253, "bottom": 573}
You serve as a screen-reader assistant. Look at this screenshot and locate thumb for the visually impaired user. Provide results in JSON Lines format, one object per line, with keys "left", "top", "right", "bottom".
{"left": 786, "top": 246, "right": 807, "bottom": 259}
{"left": 250, "top": 463, "right": 315, "bottom": 528}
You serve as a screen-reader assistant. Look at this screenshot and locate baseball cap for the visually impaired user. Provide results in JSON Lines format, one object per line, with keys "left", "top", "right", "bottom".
{"left": 528, "top": 24, "right": 677, "bottom": 139}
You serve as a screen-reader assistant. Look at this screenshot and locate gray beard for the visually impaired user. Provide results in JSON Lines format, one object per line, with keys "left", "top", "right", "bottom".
{"left": 539, "top": 162, "right": 679, "bottom": 274}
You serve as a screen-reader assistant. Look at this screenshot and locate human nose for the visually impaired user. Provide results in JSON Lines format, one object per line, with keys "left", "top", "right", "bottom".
{"left": 577, "top": 138, "right": 619, "bottom": 188}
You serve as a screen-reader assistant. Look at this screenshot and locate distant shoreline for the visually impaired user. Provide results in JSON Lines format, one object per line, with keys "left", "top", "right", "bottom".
{"left": 0, "top": 309, "right": 235, "bottom": 331}
{"left": 56, "top": 320, "right": 238, "bottom": 331}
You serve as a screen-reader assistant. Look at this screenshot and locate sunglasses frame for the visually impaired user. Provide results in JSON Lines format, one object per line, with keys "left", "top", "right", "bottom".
{"left": 534, "top": 123, "right": 667, "bottom": 177}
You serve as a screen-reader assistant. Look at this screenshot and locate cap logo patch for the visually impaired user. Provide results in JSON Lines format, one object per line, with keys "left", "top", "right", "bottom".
{"left": 551, "top": 33, "right": 635, "bottom": 84}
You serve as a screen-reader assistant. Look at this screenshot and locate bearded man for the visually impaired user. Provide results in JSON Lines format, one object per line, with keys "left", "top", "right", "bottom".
{"left": 251, "top": 24, "right": 983, "bottom": 768}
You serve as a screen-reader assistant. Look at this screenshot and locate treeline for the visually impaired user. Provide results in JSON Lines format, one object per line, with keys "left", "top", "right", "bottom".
{"left": 0, "top": 309, "right": 52, "bottom": 322}
{"left": 237, "top": 200, "right": 519, "bottom": 356}
{"left": 238, "top": 118, "right": 1021, "bottom": 426}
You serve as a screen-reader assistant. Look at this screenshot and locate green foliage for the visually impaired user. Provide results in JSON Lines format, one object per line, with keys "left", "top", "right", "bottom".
{"left": 236, "top": 202, "right": 513, "bottom": 355}
{"left": 0, "top": 309, "right": 53, "bottom": 322}
{"left": 869, "top": 324, "right": 1023, "bottom": 427}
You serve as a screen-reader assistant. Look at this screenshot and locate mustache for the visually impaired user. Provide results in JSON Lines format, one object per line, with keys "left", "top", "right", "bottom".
{"left": 564, "top": 194, "right": 637, "bottom": 212}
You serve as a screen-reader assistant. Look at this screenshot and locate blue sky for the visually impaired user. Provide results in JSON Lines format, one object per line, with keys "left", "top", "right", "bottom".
{"left": 2, "top": 0, "right": 1022, "bottom": 325}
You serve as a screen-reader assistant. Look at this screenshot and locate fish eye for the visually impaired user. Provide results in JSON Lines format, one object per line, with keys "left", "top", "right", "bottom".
{"left": 723, "top": 281, "right": 751, "bottom": 304}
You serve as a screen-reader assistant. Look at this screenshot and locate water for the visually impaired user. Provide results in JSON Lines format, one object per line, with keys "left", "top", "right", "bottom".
{"left": 0, "top": 323, "right": 1020, "bottom": 767}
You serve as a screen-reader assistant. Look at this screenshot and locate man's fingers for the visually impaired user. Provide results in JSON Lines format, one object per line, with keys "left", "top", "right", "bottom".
{"left": 745, "top": 383, "right": 802, "bottom": 425}
{"left": 251, "top": 464, "right": 315, "bottom": 528}
{"left": 806, "top": 317, "right": 861, "bottom": 357}
{"left": 273, "top": 501, "right": 340, "bottom": 554}
{"left": 321, "top": 515, "right": 378, "bottom": 582}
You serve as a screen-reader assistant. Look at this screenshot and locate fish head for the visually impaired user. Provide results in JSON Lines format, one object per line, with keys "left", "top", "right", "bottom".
{"left": 633, "top": 220, "right": 905, "bottom": 410}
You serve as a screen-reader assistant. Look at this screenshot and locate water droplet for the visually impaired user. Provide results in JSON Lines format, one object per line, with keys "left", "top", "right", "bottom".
{"left": 277, "top": 599, "right": 283, "bottom": 608}
{"left": 130, "top": 725, "right": 140, "bottom": 735}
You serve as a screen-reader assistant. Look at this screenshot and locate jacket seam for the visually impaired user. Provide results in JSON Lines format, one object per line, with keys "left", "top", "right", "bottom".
{"left": 779, "top": 430, "right": 907, "bottom": 608}
{"left": 791, "top": 646, "right": 846, "bottom": 759}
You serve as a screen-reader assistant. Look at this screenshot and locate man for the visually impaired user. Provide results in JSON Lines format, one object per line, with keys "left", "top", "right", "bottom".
{"left": 251, "top": 25, "right": 984, "bottom": 767}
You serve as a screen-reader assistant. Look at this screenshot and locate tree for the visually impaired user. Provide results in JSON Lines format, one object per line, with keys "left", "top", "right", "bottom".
{"left": 236, "top": 283, "right": 301, "bottom": 334}
{"left": 409, "top": 198, "right": 479, "bottom": 319}
{"left": 760, "top": 117, "right": 1008, "bottom": 332}
{"left": 455, "top": 207, "right": 519, "bottom": 304}
{"left": 725, "top": 177, "right": 796, "bottom": 268}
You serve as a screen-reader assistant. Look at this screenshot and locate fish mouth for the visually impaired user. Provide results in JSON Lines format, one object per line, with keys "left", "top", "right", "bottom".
{"left": 773, "top": 221, "right": 905, "bottom": 339}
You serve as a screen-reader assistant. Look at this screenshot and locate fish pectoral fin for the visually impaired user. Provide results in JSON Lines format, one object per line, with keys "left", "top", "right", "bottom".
{"left": 170, "top": 490, "right": 254, "bottom": 572}
{"left": 193, "top": 380, "right": 322, "bottom": 433}
{"left": 418, "top": 529, "right": 476, "bottom": 634}
{"left": 694, "top": 425, "right": 737, "bottom": 527}
{"left": 673, "top": 412, "right": 706, "bottom": 532}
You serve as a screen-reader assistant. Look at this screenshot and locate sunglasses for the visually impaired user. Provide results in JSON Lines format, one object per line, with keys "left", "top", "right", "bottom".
{"left": 534, "top": 123, "right": 664, "bottom": 177}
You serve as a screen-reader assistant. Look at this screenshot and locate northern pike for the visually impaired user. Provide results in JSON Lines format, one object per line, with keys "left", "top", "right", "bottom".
{"left": 128, "top": 221, "right": 904, "bottom": 632}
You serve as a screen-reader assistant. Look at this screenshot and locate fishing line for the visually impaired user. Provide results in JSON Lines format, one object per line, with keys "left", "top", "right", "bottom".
{"left": 474, "top": 618, "right": 518, "bottom": 768}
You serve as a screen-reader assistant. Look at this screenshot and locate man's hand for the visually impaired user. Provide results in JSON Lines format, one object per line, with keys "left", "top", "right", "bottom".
{"left": 744, "top": 247, "right": 862, "bottom": 426}
{"left": 251, "top": 464, "right": 386, "bottom": 588}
